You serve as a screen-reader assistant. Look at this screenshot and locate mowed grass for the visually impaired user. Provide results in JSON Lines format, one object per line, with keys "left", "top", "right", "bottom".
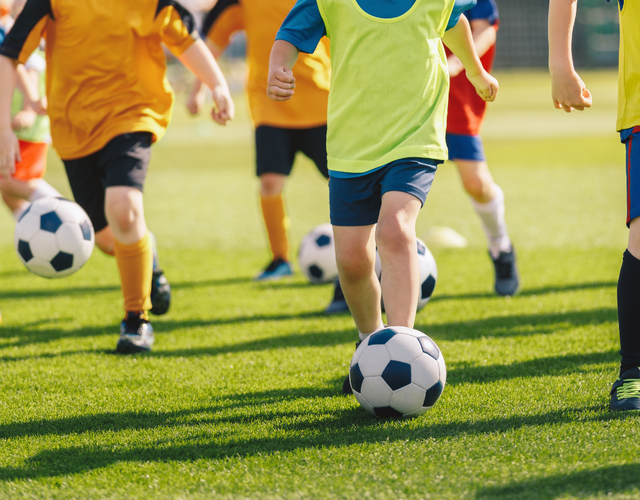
{"left": 0, "top": 70, "right": 638, "bottom": 499}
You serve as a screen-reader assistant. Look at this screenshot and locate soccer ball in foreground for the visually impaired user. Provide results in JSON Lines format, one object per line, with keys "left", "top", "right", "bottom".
{"left": 298, "top": 223, "right": 338, "bottom": 283}
{"left": 350, "top": 326, "right": 446, "bottom": 418}
{"left": 15, "top": 197, "right": 95, "bottom": 278}
{"left": 375, "top": 238, "right": 437, "bottom": 311}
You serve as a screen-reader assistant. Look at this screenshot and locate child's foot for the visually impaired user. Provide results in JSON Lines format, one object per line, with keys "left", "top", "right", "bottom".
{"left": 254, "top": 258, "right": 293, "bottom": 281}
{"left": 325, "top": 279, "right": 349, "bottom": 314}
{"left": 610, "top": 367, "right": 640, "bottom": 411}
{"left": 116, "top": 312, "right": 154, "bottom": 354}
{"left": 491, "top": 247, "right": 520, "bottom": 296}
{"left": 150, "top": 269, "right": 171, "bottom": 315}
{"left": 342, "top": 340, "right": 362, "bottom": 394}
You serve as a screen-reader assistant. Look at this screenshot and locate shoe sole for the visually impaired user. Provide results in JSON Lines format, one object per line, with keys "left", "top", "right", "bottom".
{"left": 116, "top": 341, "right": 152, "bottom": 354}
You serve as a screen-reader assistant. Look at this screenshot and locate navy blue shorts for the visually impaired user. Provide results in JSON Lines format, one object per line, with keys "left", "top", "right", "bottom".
{"left": 329, "top": 159, "right": 438, "bottom": 226}
{"left": 623, "top": 126, "right": 640, "bottom": 227}
{"left": 446, "top": 133, "right": 486, "bottom": 161}
{"left": 255, "top": 125, "right": 328, "bottom": 179}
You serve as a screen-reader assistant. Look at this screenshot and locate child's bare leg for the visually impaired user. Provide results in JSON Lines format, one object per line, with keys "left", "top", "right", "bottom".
{"left": 104, "top": 186, "right": 147, "bottom": 243}
{"left": 376, "top": 191, "right": 422, "bottom": 328}
{"left": 455, "top": 159, "right": 496, "bottom": 203}
{"left": 95, "top": 225, "right": 116, "bottom": 256}
{"left": 333, "top": 224, "right": 382, "bottom": 334}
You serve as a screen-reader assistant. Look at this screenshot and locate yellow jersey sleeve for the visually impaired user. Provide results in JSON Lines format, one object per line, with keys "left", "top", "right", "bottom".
{"left": 156, "top": 0, "right": 199, "bottom": 56}
{"left": 202, "top": 1, "right": 244, "bottom": 50}
{"left": 0, "top": 0, "right": 51, "bottom": 64}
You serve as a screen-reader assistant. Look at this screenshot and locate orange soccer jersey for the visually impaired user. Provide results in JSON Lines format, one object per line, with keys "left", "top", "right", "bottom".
{"left": 0, "top": 0, "right": 199, "bottom": 160}
{"left": 202, "top": 0, "right": 330, "bottom": 129}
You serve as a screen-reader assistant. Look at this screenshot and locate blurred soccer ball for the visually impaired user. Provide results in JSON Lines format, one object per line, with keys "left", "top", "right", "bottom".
{"left": 375, "top": 238, "right": 437, "bottom": 311}
{"left": 298, "top": 223, "right": 338, "bottom": 283}
{"left": 350, "top": 326, "right": 446, "bottom": 418}
{"left": 14, "top": 197, "right": 95, "bottom": 278}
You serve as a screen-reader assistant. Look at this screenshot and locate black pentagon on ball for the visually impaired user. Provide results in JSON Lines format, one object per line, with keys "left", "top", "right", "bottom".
{"left": 374, "top": 406, "right": 403, "bottom": 418}
{"left": 367, "top": 328, "right": 396, "bottom": 345}
{"left": 421, "top": 275, "right": 436, "bottom": 299}
{"left": 349, "top": 363, "right": 364, "bottom": 393}
{"left": 50, "top": 251, "right": 74, "bottom": 271}
{"left": 308, "top": 264, "right": 323, "bottom": 279}
{"left": 423, "top": 381, "right": 444, "bottom": 407}
{"left": 381, "top": 360, "right": 412, "bottom": 390}
{"left": 80, "top": 218, "right": 92, "bottom": 241}
{"left": 315, "top": 234, "right": 331, "bottom": 247}
{"left": 17, "top": 240, "right": 33, "bottom": 262}
{"left": 40, "top": 211, "right": 63, "bottom": 233}
{"left": 418, "top": 335, "right": 440, "bottom": 360}
{"left": 416, "top": 240, "right": 426, "bottom": 255}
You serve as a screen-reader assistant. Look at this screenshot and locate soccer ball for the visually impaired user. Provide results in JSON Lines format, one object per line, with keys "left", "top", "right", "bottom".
{"left": 298, "top": 223, "right": 338, "bottom": 283}
{"left": 14, "top": 197, "right": 95, "bottom": 278}
{"left": 375, "top": 238, "right": 437, "bottom": 311}
{"left": 349, "top": 326, "right": 446, "bottom": 418}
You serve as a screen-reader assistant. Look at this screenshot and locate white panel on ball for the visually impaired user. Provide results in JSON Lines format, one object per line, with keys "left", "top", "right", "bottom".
{"left": 358, "top": 345, "right": 390, "bottom": 377}
{"left": 384, "top": 334, "right": 422, "bottom": 364}
{"left": 360, "top": 377, "right": 393, "bottom": 407}
{"left": 410, "top": 354, "right": 441, "bottom": 391}
{"left": 390, "top": 383, "right": 427, "bottom": 414}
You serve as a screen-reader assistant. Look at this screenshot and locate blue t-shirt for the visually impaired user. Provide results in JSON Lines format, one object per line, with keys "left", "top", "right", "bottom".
{"left": 466, "top": 0, "right": 498, "bottom": 25}
{"left": 277, "top": 0, "right": 477, "bottom": 54}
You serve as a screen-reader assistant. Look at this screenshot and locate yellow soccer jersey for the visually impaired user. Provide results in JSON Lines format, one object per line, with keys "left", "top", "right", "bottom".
{"left": 201, "top": 0, "right": 330, "bottom": 129}
{"left": 0, "top": 0, "right": 198, "bottom": 160}
{"left": 617, "top": 0, "right": 640, "bottom": 131}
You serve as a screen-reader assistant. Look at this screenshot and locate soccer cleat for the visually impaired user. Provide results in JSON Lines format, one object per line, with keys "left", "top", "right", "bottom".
{"left": 610, "top": 367, "right": 640, "bottom": 411}
{"left": 150, "top": 269, "right": 171, "bottom": 315}
{"left": 491, "top": 247, "right": 520, "bottom": 296}
{"left": 116, "top": 312, "right": 154, "bottom": 354}
{"left": 325, "top": 279, "right": 350, "bottom": 314}
{"left": 254, "top": 258, "right": 293, "bottom": 281}
{"left": 342, "top": 340, "right": 362, "bottom": 395}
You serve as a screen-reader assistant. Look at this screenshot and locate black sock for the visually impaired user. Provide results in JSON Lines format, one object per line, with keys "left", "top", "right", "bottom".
{"left": 617, "top": 250, "right": 640, "bottom": 377}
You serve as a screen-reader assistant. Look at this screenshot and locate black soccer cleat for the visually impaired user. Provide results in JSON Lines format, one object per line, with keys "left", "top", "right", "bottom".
{"left": 325, "top": 279, "right": 350, "bottom": 315}
{"left": 116, "top": 312, "right": 154, "bottom": 354}
{"left": 342, "top": 340, "right": 362, "bottom": 395}
{"left": 150, "top": 269, "right": 171, "bottom": 315}
{"left": 491, "top": 246, "right": 520, "bottom": 296}
{"left": 610, "top": 367, "right": 640, "bottom": 411}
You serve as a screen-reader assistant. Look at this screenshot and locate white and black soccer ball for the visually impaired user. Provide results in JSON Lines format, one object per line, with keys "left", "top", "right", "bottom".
{"left": 349, "top": 326, "right": 446, "bottom": 418}
{"left": 14, "top": 197, "right": 95, "bottom": 278}
{"left": 298, "top": 223, "right": 338, "bottom": 283}
{"left": 375, "top": 238, "right": 437, "bottom": 311}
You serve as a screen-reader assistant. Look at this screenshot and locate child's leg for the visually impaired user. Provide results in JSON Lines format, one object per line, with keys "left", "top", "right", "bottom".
{"left": 618, "top": 217, "right": 640, "bottom": 375}
{"left": 259, "top": 172, "right": 289, "bottom": 262}
{"left": 455, "top": 159, "right": 511, "bottom": 256}
{"left": 332, "top": 224, "right": 382, "bottom": 334}
{"left": 376, "top": 191, "right": 422, "bottom": 328}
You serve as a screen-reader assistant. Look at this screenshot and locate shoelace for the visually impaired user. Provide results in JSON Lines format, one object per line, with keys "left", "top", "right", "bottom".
{"left": 617, "top": 379, "right": 640, "bottom": 399}
{"left": 264, "top": 259, "right": 285, "bottom": 273}
{"left": 495, "top": 256, "right": 515, "bottom": 279}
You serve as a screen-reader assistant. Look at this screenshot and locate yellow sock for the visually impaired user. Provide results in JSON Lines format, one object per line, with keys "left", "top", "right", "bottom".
{"left": 260, "top": 194, "right": 289, "bottom": 261}
{"left": 114, "top": 232, "right": 153, "bottom": 314}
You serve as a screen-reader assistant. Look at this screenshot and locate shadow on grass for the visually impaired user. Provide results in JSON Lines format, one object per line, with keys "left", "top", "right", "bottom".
{"left": 430, "top": 280, "right": 617, "bottom": 303}
{"left": 475, "top": 463, "right": 640, "bottom": 500}
{"left": 0, "top": 383, "right": 635, "bottom": 481}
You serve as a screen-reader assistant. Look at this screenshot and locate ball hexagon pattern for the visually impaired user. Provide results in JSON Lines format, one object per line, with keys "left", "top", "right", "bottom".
{"left": 298, "top": 223, "right": 338, "bottom": 283}
{"left": 349, "top": 326, "right": 446, "bottom": 418}
{"left": 14, "top": 197, "right": 95, "bottom": 278}
{"left": 375, "top": 238, "right": 437, "bottom": 311}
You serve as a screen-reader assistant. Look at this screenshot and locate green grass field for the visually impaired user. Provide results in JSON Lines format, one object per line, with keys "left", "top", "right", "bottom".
{"left": 1, "top": 70, "right": 639, "bottom": 499}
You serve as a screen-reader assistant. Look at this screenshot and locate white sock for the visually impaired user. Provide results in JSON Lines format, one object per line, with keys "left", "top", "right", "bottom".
{"left": 471, "top": 184, "right": 511, "bottom": 258}
{"left": 359, "top": 323, "right": 386, "bottom": 341}
{"left": 13, "top": 202, "right": 30, "bottom": 222}
{"left": 27, "top": 179, "right": 62, "bottom": 203}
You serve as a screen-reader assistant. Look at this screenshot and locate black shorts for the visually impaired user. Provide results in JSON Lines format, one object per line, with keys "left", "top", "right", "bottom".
{"left": 62, "top": 132, "right": 152, "bottom": 232}
{"left": 255, "top": 125, "right": 328, "bottom": 179}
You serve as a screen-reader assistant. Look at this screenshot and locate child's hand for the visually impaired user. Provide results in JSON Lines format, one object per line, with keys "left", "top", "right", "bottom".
{"left": 466, "top": 69, "right": 498, "bottom": 102}
{"left": 210, "top": 85, "right": 235, "bottom": 125}
{"left": 187, "top": 86, "right": 206, "bottom": 115}
{"left": 30, "top": 96, "right": 48, "bottom": 116}
{"left": 12, "top": 110, "right": 37, "bottom": 130}
{"left": 267, "top": 67, "right": 296, "bottom": 101}
{"left": 550, "top": 70, "right": 592, "bottom": 113}
{"left": 0, "top": 128, "right": 20, "bottom": 179}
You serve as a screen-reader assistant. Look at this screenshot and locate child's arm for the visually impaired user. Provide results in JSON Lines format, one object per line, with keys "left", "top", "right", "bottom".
{"left": 0, "top": 56, "right": 21, "bottom": 178}
{"left": 447, "top": 19, "right": 496, "bottom": 77}
{"left": 442, "top": 15, "right": 498, "bottom": 101}
{"left": 548, "top": 0, "right": 592, "bottom": 112}
{"left": 267, "top": 40, "right": 299, "bottom": 102}
{"left": 13, "top": 67, "right": 40, "bottom": 130}
{"left": 187, "top": 39, "right": 225, "bottom": 115}
{"left": 15, "top": 64, "right": 46, "bottom": 116}
{"left": 178, "top": 39, "right": 234, "bottom": 125}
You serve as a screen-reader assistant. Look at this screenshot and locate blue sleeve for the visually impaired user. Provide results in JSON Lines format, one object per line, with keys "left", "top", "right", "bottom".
{"left": 275, "top": 0, "right": 326, "bottom": 54}
{"left": 446, "top": 0, "right": 478, "bottom": 31}
{"left": 466, "top": 0, "right": 499, "bottom": 25}
{"left": 0, "top": 27, "right": 5, "bottom": 46}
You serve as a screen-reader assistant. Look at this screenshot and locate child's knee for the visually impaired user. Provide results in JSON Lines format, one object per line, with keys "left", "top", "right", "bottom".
{"left": 105, "top": 196, "right": 142, "bottom": 233}
{"left": 376, "top": 217, "right": 413, "bottom": 254}
{"left": 337, "top": 248, "right": 373, "bottom": 280}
